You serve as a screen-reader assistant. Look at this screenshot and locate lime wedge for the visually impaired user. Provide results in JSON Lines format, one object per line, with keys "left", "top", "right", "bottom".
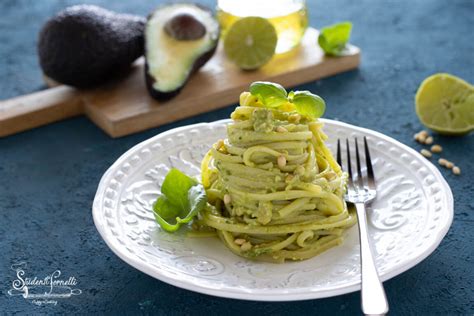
{"left": 415, "top": 73, "right": 474, "bottom": 135}
{"left": 224, "top": 17, "right": 277, "bottom": 70}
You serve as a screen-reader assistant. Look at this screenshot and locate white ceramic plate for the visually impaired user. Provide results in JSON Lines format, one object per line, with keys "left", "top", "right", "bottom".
{"left": 93, "top": 119, "right": 453, "bottom": 301}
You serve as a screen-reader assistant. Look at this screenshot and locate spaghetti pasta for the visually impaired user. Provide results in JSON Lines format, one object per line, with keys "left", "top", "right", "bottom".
{"left": 196, "top": 89, "right": 356, "bottom": 263}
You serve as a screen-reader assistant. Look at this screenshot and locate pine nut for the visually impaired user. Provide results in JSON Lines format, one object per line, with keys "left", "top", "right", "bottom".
{"left": 445, "top": 161, "right": 454, "bottom": 169}
{"left": 289, "top": 114, "right": 301, "bottom": 123}
{"left": 438, "top": 158, "right": 448, "bottom": 166}
{"left": 425, "top": 136, "right": 434, "bottom": 145}
{"left": 277, "top": 155, "right": 287, "bottom": 168}
{"left": 414, "top": 132, "right": 427, "bottom": 143}
{"left": 420, "top": 149, "right": 432, "bottom": 158}
{"left": 419, "top": 130, "right": 429, "bottom": 138}
{"left": 431, "top": 144, "right": 442, "bottom": 153}
{"left": 295, "top": 165, "right": 305, "bottom": 175}
{"left": 276, "top": 126, "right": 288, "bottom": 133}
{"left": 216, "top": 139, "right": 228, "bottom": 153}
{"left": 223, "top": 194, "right": 232, "bottom": 204}
{"left": 452, "top": 166, "right": 461, "bottom": 175}
{"left": 325, "top": 172, "right": 337, "bottom": 181}
{"left": 234, "top": 238, "right": 246, "bottom": 245}
{"left": 240, "top": 242, "right": 252, "bottom": 251}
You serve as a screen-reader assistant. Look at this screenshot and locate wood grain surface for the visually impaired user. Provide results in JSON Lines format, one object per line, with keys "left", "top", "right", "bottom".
{"left": 0, "top": 28, "right": 360, "bottom": 138}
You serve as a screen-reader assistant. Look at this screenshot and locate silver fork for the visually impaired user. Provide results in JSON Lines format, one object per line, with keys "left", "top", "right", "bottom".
{"left": 337, "top": 137, "right": 389, "bottom": 316}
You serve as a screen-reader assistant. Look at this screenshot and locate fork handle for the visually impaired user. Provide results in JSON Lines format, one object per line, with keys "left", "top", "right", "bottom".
{"left": 355, "top": 202, "right": 389, "bottom": 315}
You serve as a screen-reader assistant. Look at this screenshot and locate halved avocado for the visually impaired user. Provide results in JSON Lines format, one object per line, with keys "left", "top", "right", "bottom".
{"left": 145, "top": 4, "right": 219, "bottom": 100}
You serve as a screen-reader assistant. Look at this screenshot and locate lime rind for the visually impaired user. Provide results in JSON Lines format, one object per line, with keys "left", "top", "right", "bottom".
{"left": 415, "top": 73, "right": 474, "bottom": 135}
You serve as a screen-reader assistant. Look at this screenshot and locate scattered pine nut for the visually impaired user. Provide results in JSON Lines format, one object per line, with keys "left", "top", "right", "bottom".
{"left": 438, "top": 158, "right": 454, "bottom": 170}
{"left": 295, "top": 165, "right": 305, "bottom": 175}
{"left": 240, "top": 242, "right": 252, "bottom": 251}
{"left": 431, "top": 144, "right": 442, "bottom": 153}
{"left": 277, "top": 155, "right": 287, "bottom": 168}
{"left": 438, "top": 158, "right": 448, "bottom": 166}
{"left": 419, "top": 136, "right": 427, "bottom": 144}
{"left": 419, "top": 130, "right": 429, "bottom": 138}
{"left": 223, "top": 194, "right": 232, "bottom": 204}
{"left": 425, "top": 136, "right": 434, "bottom": 145}
{"left": 289, "top": 114, "right": 301, "bottom": 123}
{"left": 216, "top": 139, "right": 228, "bottom": 153}
{"left": 414, "top": 130, "right": 429, "bottom": 144}
{"left": 234, "top": 238, "right": 246, "bottom": 245}
{"left": 215, "top": 139, "right": 224, "bottom": 149}
{"left": 420, "top": 149, "right": 432, "bottom": 158}
{"left": 445, "top": 161, "right": 454, "bottom": 169}
{"left": 324, "top": 172, "right": 337, "bottom": 181}
{"left": 452, "top": 166, "right": 461, "bottom": 175}
{"left": 276, "top": 126, "right": 288, "bottom": 133}
{"left": 415, "top": 133, "right": 427, "bottom": 143}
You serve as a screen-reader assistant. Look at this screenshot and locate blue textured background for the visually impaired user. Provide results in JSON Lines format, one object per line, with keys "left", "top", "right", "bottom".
{"left": 1, "top": 0, "right": 473, "bottom": 314}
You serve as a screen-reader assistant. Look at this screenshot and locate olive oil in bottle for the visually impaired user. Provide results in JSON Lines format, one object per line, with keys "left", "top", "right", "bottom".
{"left": 217, "top": 0, "right": 308, "bottom": 54}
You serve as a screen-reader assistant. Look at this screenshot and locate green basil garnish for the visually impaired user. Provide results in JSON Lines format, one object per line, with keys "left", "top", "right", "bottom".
{"left": 153, "top": 168, "right": 207, "bottom": 232}
{"left": 291, "top": 90, "right": 326, "bottom": 119}
{"left": 249, "top": 82, "right": 326, "bottom": 119}
{"left": 318, "top": 21, "right": 353, "bottom": 56}
{"left": 249, "top": 81, "right": 288, "bottom": 108}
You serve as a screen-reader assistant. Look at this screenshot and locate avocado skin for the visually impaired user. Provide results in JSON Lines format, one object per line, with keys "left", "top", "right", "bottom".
{"left": 38, "top": 5, "right": 145, "bottom": 88}
{"left": 145, "top": 44, "right": 218, "bottom": 100}
{"left": 144, "top": 4, "right": 219, "bottom": 101}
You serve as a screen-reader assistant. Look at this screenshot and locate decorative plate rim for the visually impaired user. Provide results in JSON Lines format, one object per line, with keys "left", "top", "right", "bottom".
{"left": 92, "top": 118, "right": 453, "bottom": 301}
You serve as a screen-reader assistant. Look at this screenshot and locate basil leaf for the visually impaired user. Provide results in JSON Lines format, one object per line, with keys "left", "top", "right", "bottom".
{"left": 318, "top": 22, "right": 353, "bottom": 56}
{"left": 153, "top": 196, "right": 180, "bottom": 232}
{"left": 249, "top": 81, "right": 288, "bottom": 108}
{"left": 288, "top": 91, "right": 295, "bottom": 100}
{"left": 292, "top": 90, "right": 326, "bottom": 119}
{"left": 153, "top": 168, "right": 207, "bottom": 232}
{"left": 180, "top": 185, "right": 207, "bottom": 223}
{"left": 161, "top": 168, "right": 197, "bottom": 211}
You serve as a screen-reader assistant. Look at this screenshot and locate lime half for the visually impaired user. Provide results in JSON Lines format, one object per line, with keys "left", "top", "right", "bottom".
{"left": 415, "top": 73, "right": 474, "bottom": 135}
{"left": 224, "top": 17, "right": 277, "bottom": 70}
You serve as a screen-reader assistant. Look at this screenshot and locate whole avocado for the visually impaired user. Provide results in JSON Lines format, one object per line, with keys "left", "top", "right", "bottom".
{"left": 38, "top": 5, "right": 145, "bottom": 88}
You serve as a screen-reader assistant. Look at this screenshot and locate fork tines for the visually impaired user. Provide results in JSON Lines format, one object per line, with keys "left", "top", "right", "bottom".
{"left": 337, "top": 137, "right": 376, "bottom": 190}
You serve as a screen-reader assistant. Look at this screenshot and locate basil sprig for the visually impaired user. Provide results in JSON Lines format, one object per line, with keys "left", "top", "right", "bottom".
{"left": 153, "top": 168, "right": 207, "bottom": 232}
{"left": 290, "top": 90, "right": 326, "bottom": 119}
{"left": 249, "top": 81, "right": 326, "bottom": 119}
{"left": 249, "top": 81, "right": 288, "bottom": 108}
{"left": 318, "top": 21, "right": 353, "bottom": 56}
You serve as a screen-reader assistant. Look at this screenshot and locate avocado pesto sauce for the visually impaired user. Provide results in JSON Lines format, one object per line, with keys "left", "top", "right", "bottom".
{"left": 196, "top": 89, "right": 355, "bottom": 263}
{"left": 252, "top": 108, "right": 274, "bottom": 132}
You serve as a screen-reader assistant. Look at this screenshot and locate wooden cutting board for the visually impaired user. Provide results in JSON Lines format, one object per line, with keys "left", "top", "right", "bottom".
{"left": 0, "top": 28, "right": 360, "bottom": 138}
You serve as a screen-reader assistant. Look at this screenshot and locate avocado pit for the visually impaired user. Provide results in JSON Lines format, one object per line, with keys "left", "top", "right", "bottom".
{"left": 164, "top": 13, "right": 206, "bottom": 40}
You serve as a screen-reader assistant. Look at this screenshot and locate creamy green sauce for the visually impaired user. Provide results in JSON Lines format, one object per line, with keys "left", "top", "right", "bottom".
{"left": 252, "top": 109, "right": 274, "bottom": 133}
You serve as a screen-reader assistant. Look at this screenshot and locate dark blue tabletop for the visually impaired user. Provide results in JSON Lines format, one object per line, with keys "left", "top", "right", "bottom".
{"left": 1, "top": 0, "right": 473, "bottom": 315}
